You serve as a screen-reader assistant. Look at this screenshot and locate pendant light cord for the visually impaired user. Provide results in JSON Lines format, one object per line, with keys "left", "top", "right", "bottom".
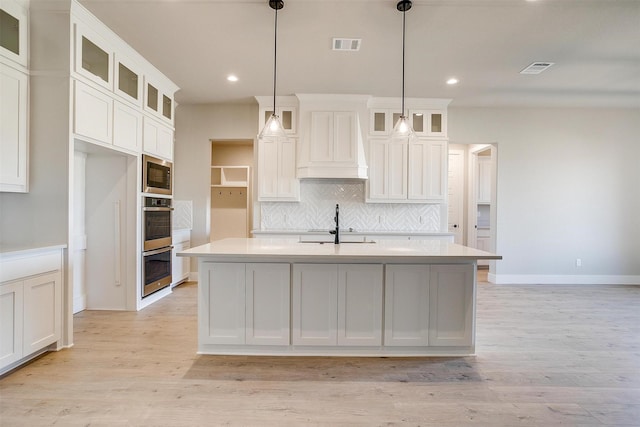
{"left": 401, "top": 6, "right": 406, "bottom": 116}
{"left": 272, "top": 6, "right": 278, "bottom": 114}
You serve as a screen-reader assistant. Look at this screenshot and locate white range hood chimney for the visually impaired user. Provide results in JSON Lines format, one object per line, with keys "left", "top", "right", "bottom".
{"left": 295, "top": 94, "right": 369, "bottom": 180}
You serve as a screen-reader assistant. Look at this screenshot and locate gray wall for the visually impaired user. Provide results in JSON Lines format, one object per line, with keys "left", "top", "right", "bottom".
{"left": 448, "top": 107, "right": 640, "bottom": 279}
{"left": 174, "top": 103, "right": 640, "bottom": 282}
{"left": 173, "top": 103, "right": 258, "bottom": 250}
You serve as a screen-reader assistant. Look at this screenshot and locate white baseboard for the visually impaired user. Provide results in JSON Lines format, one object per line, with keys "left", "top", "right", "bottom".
{"left": 489, "top": 273, "right": 640, "bottom": 285}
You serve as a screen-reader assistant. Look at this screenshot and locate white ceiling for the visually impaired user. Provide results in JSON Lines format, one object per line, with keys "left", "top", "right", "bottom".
{"left": 79, "top": 0, "right": 640, "bottom": 108}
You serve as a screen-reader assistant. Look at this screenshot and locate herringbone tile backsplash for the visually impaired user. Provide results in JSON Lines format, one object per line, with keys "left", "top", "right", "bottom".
{"left": 260, "top": 180, "right": 441, "bottom": 232}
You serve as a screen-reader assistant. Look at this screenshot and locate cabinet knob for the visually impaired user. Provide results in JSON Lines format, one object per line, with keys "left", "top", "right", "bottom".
{"left": 453, "top": 224, "right": 458, "bottom": 228}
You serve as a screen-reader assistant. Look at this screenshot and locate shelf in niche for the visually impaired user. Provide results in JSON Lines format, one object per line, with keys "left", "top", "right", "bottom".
{"left": 211, "top": 166, "right": 249, "bottom": 187}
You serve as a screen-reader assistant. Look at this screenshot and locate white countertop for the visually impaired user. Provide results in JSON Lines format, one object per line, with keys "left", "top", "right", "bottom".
{"left": 252, "top": 229, "right": 453, "bottom": 236}
{"left": 179, "top": 238, "right": 500, "bottom": 263}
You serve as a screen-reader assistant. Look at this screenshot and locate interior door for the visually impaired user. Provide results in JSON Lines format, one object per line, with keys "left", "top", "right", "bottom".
{"left": 447, "top": 149, "right": 464, "bottom": 244}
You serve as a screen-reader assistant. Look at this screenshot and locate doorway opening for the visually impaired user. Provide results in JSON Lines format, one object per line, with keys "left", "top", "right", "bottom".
{"left": 209, "top": 140, "right": 255, "bottom": 242}
{"left": 448, "top": 144, "right": 498, "bottom": 276}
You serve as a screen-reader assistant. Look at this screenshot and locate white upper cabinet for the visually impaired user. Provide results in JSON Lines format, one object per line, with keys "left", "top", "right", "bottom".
{"left": 0, "top": 0, "right": 28, "bottom": 68}
{"left": 255, "top": 96, "right": 300, "bottom": 201}
{"left": 68, "top": 3, "right": 178, "bottom": 157}
{"left": 366, "top": 98, "right": 450, "bottom": 203}
{"left": 143, "top": 116, "right": 173, "bottom": 160}
{"left": 114, "top": 53, "right": 143, "bottom": 107}
{"left": 0, "top": 63, "right": 28, "bottom": 192}
{"left": 73, "top": 79, "right": 113, "bottom": 144}
{"left": 369, "top": 109, "right": 402, "bottom": 136}
{"left": 256, "top": 96, "right": 298, "bottom": 135}
{"left": 113, "top": 100, "right": 142, "bottom": 153}
{"left": 74, "top": 22, "right": 113, "bottom": 91}
{"left": 409, "top": 109, "right": 447, "bottom": 138}
{"left": 257, "top": 136, "right": 299, "bottom": 201}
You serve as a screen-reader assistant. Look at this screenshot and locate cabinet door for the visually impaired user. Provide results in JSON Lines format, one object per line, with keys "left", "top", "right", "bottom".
{"left": 199, "top": 262, "right": 245, "bottom": 345}
{"left": 0, "top": 281, "right": 24, "bottom": 369}
{"left": 245, "top": 263, "right": 290, "bottom": 345}
{"left": 74, "top": 80, "right": 113, "bottom": 144}
{"left": 171, "top": 241, "right": 190, "bottom": 286}
{"left": 0, "top": 2, "right": 28, "bottom": 67}
{"left": 408, "top": 141, "right": 428, "bottom": 200}
{"left": 334, "top": 111, "right": 356, "bottom": 163}
{"left": 367, "top": 139, "right": 387, "bottom": 200}
{"left": 384, "top": 265, "right": 430, "bottom": 346}
{"left": 292, "top": 264, "right": 338, "bottom": 346}
{"left": 113, "top": 101, "right": 142, "bottom": 153}
{"left": 0, "top": 64, "right": 28, "bottom": 192}
{"left": 143, "top": 117, "right": 173, "bottom": 160}
{"left": 156, "top": 125, "right": 173, "bottom": 160}
{"left": 388, "top": 141, "right": 408, "bottom": 199}
{"left": 23, "top": 271, "right": 61, "bottom": 355}
{"left": 337, "top": 264, "right": 382, "bottom": 346}
{"left": 278, "top": 138, "right": 299, "bottom": 200}
{"left": 426, "top": 140, "right": 447, "bottom": 200}
{"left": 429, "top": 264, "right": 474, "bottom": 347}
{"left": 310, "top": 112, "right": 333, "bottom": 162}
{"left": 410, "top": 110, "right": 447, "bottom": 137}
{"left": 257, "top": 137, "right": 279, "bottom": 199}
{"left": 114, "top": 53, "right": 142, "bottom": 106}
{"left": 74, "top": 23, "right": 113, "bottom": 90}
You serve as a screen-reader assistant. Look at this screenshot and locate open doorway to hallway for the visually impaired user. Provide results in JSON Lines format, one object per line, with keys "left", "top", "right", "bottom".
{"left": 448, "top": 144, "right": 498, "bottom": 274}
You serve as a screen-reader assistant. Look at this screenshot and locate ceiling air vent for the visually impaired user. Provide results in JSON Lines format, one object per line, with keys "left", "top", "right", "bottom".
{"left": 520, "top": 62, "right": 555, "bottom": 74}
{"left": 332, "top": 38, "right": 361, "bottom": 51}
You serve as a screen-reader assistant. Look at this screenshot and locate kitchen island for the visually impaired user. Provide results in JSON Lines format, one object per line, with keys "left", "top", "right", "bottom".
{"left": 179, "top": 238, "right": 501, "bottom": 356}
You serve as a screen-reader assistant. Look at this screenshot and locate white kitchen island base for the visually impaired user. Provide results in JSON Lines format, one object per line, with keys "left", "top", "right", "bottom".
{"left": 180, "top": 238, "right": 501, "bottom": 357}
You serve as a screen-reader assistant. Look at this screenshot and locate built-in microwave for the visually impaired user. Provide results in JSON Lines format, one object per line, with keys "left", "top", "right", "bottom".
{"left": 142, "top": 155, "right": 172, "bottom": 195}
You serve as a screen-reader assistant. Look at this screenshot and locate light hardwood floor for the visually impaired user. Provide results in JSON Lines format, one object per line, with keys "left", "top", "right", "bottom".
{"left": 1, "top": 275, "right": 639, "bottom": 426}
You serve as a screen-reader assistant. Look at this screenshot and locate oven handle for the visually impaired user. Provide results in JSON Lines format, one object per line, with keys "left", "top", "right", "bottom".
{"left": 143, "top": 207, "right": 174, "bottom": 212}
{"left": 143, "top": 246, "right": 174, "bottom": 257}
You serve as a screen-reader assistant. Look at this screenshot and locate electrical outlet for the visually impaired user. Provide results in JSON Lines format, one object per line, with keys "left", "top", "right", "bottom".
{"left": 576, "top": 258, "right": 582, "bottom": 267}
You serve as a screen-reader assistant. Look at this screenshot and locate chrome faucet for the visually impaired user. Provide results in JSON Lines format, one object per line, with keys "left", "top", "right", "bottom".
{"left": 329, "top": 204, "right": 340, "bottom": 244}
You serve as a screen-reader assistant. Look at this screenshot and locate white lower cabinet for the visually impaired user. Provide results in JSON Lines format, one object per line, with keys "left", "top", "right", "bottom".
{"left": 171, "top": 229, "right": 191, "bottom": 287}
{"left": 199, "top": 262, "right": 290, "bottom": 346}
{"left": 385, "top": 263, "right": 474, "bottom": 347}
{"left": 1, "top": 270, "right": 62, "bottom": 373}
{"left": 245, "top": 263, "right": 290, "bottom": 345}
{"left": 292, "top": 264, "right": 382, "bottom": 346}
{"left": 428, "top": 264, "right": 474, "bottom": 347}
{"left": 384, "top": 265, "right": 430, "bottom": 346}
{"left": 200, "top": 262, "right": 246, "bottom": 345}
{"left": 0, "top": 281, "right": 24, "bottom": 368}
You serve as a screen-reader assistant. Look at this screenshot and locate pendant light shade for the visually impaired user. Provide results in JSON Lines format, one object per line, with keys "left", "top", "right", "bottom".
{"left": 391, "top": 0, "right": 417, "bottom": 142}
{"left": 259, "top": 0, "right": 287, "bottom": 139}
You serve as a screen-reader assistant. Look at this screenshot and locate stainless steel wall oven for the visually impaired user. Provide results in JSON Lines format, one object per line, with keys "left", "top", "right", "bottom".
{"left": 142, "top": 196, "right": 172, "bottom": 297}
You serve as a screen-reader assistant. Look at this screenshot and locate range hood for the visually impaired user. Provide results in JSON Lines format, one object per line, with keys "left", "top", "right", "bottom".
{"left": 295, "top": 94, "right": 369, "bottom": 180}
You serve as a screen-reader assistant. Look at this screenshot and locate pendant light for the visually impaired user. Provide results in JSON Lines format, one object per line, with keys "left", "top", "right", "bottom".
{"left": 391, "top": 0, "right": 417, "bottom": 141}
{"left": 259, "top": 0, "right": 287, "bottom": 139}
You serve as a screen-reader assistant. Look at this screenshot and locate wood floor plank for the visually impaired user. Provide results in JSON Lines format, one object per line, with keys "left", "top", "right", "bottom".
{"left": 1, "top": 279, "right": 639, "bottom": 426}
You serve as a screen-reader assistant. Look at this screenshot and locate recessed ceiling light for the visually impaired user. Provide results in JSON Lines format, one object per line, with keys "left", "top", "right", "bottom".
{"left": 446, "top": 78, "right": 459, "bottom": 85}
{"left": 227, "top": 75, "right": 239, "bottom": 82}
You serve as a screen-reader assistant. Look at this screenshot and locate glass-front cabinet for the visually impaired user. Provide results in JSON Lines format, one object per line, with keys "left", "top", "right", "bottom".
{"left": 114, "top": 53, "right": 142, "bottom": 106}
{"left": 369, "top": 109, "right": 402, "bottom": 136}
{"left": 0, "top": 1, "right": 28, "bottom": 67}
{"left": 74, "top": 23, "right": 113, "bottom": 90}
{"left": 409, "top": 110, "right": 447, "bottom": 138}
{"left": 144, "top": 79, "right": 174, "bottom": 124}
